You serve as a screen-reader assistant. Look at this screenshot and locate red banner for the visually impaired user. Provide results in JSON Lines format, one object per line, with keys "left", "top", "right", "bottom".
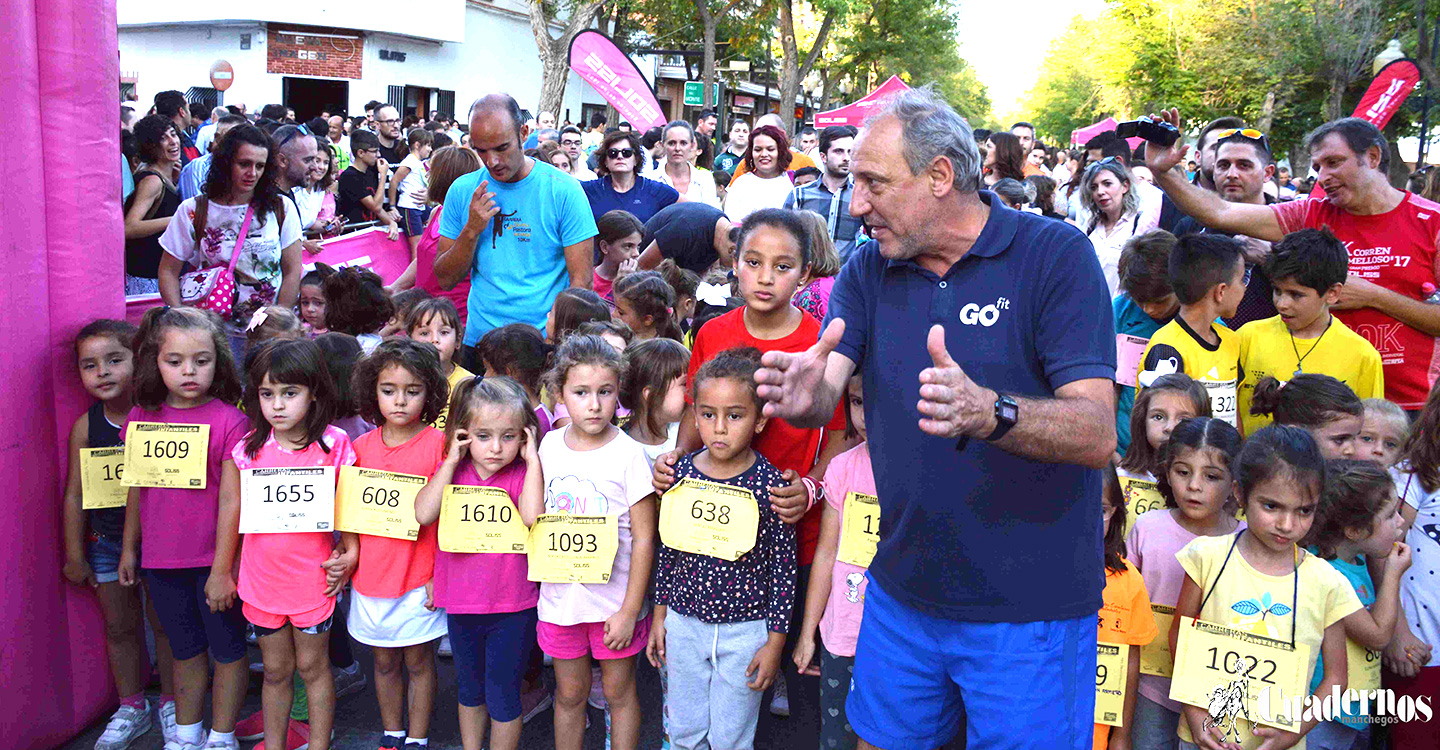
{"left": 1353, "top": 58, "right": 1421, "bottom": 131}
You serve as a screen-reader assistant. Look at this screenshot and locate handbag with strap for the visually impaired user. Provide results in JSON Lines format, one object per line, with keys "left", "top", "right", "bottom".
{"left": 179, "top": 196, "right": 254, "bottom": 318}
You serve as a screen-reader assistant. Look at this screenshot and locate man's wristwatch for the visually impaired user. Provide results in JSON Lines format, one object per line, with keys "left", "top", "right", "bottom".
{"left": 985, "top": 393, "right": 1019, "bottom": 442}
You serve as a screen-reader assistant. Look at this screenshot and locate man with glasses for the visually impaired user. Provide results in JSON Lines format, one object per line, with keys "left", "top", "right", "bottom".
{"left": 559, "top": 125, "right": 597, "bottom": 179}
{"left": 373, "top": 105, "right": 407, "bottom": 165}
{"left": 1172, "top": 127, "right": 1280, "bottom": 328}
{"left": 1146, "top": 110, "right": 1440, "bottom": 413}
{"left": 434, "top": 93, "right": 597, "bottom": 357}
{"left": 338, "top": 130, "right": 401, "bottom": 239}
{"left": 272, "top": 124, "right": 328, "bottom": 254}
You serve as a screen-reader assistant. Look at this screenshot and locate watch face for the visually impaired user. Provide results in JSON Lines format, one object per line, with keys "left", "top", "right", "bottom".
{"left": 998, "top": 398, "right": 1019, "bottom": 422}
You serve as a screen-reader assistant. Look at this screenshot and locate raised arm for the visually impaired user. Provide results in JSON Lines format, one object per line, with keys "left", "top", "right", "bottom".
{"left": 434, "top": 180, "right": 499, "bottom": 290}
{"left": 1143, "top": 108, "right": 1284, "bottom": 243}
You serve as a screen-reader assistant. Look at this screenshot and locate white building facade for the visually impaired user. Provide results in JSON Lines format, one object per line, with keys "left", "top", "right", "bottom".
{"left": 119, "top": 0, "right": 610, "bottom": 125}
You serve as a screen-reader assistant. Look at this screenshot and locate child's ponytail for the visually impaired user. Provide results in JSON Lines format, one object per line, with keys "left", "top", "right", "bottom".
{"left": 615, "top": 271, "right": 684, "bottom": 343}
{"left": 1102, "top": 464, "right": 1128, "bottom": 574}
{"left": 1403, "top": 384, "right": 1440, "bottom": 493}
{"left": 1249, "top": 373, "right": 1362, "bottom": 428}
{"left": 1155, "top": 417, "right": 1242, "bottom": 508}
{"left": 1303, "top": 459, "right": 1394, "bottom": 559}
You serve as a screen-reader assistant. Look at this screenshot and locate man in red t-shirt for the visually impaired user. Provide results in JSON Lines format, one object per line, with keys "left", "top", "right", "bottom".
{"left": 1145, "top": 110, "right": 1440, "bottom": 409}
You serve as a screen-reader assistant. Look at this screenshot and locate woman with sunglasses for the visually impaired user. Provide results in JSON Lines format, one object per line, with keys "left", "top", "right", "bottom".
{"left": 156, "top": 122, "right": 304, "bottom": 362}
{"left": 581, "top": 130, "right": 679, "bottom": 227}
{"left": 1080, "top": 157, "right": 1158, "bottom": 296}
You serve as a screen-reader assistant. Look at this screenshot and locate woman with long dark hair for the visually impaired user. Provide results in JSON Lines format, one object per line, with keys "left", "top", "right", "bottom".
{"left": 157, "top": 122, "right": 304, "bottom": 361}
{"left": 983, "top": 132, "right": 1027, "bottom": 186}
{"left": 124, "top": 114, "right": 184, "bottom": 294}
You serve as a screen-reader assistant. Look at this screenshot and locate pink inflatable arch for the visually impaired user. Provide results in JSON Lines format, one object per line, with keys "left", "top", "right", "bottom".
{"left": 0, "top": 0, "right": 124, "bottom": 746}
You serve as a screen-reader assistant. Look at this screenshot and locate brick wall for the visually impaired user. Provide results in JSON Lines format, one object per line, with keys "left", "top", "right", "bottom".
{"left": 266, "top": 24, "right": 364, "bottom": 80}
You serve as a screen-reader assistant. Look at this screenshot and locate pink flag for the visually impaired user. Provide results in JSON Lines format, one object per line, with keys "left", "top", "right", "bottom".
{"left": 568, "top": 30, "right": 666, "bottom": 131}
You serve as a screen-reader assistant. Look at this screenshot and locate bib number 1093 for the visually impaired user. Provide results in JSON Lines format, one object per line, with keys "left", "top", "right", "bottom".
{"left": 546, "top": 530, "right": 598, "bottom": 553}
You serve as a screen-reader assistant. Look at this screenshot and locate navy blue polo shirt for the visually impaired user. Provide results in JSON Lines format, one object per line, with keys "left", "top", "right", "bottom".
{"left": 824, "top": 192, "right": 1115, "bottom": 623}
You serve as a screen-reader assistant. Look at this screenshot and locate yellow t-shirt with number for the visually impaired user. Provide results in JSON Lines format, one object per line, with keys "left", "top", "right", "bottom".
{"left": 1138, "top": 318, "right": 1242, "bottom": 428}
{"left": 433, "top": 364, "right": 476, "bottom": 432}
{"left": 1174, "top": 533, "right": 1361, "bottom": 749}
{"left": 1236, "top": 315, "right": 1384, "bottom": 435}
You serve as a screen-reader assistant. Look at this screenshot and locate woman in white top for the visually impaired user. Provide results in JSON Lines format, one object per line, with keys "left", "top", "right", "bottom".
{"left": 158, "top": 122, "right": 303, "bottom": 363}
{"left": 651, "top": 120, "right": 720, "bottom": 208}
{"left": 1081, "top": 158, "right": 1157, "bottom": 297}
{"left": 723, "top": 124, "right": 795, "bottom": 224}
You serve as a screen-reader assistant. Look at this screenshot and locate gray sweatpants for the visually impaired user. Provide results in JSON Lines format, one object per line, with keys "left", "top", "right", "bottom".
{"left": 664, "top": 611, "right": 770, "bottom": 750}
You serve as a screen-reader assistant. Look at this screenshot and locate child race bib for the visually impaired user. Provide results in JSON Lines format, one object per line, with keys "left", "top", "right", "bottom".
{"left": 1346, "top": 639, "right": 1382, "bottom": 693}
{"left": 659, "top": 478, "right": 760, "bottom": 561}
{"left": 1095, "top": 642, "right": 1130, "bottom": 727}
{"left": 80, "top": 447, "right": 128, "bottom": 509}
{"left": 837, "top": 491, "right": 881, "bottom": 568}
{"left": 122, "top": 422, "right": 210, "bottom": 489}
{"left": 527, "top": 514, "right": 619, "bottom": 584}
{"left": 438, "top": 484, "right": 529, "bottom": 553}
{"left": 335, "top": 466, "right": 425, "bottom": 541}
{"left": 239, "top": 466, "right": 335, "bottom": 534}
{"left": 1170, "top": 616, "right": 1310, "bottom": 733}
{"left": 1139, "top": 604, "right": 1176, "bottom": 678}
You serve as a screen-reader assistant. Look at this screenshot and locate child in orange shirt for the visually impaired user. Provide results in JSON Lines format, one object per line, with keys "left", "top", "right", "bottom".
{"left": 1097, "top": 465, "right": 1158, "bottom": 750}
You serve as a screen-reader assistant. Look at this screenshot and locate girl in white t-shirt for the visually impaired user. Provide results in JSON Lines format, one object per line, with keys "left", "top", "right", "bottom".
{"left": 391, "top": 129, "right": 434, "bottom": 257}
{"left": 523, "top": 334, "right": 657, "bottom": 750}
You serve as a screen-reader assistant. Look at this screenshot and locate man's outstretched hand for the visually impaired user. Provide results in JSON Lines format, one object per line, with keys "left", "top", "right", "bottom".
{"left": 755, "top": 318, "right": 845, "bottom": 422}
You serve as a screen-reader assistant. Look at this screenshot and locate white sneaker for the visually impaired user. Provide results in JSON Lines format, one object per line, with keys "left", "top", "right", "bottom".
{"left": 768, "top": 672, "right": 790, "bottom": 717}
{"left": 95, "top": 703, "right": 152, "bottom": 750}
{"left": 162, "top": 741, "right": 203, "bottom": 750}
{"left": 202, "top": 737, "right": 239, "bottom": 750}
{"left": 436, "top": 635, "right": 453, "bottom": 657}
{"left": 158, "top": 701, "right": 179, "bottom": 744}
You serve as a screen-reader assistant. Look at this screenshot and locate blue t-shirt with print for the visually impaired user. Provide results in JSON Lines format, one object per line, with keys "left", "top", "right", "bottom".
{"left": 440, "top": 160, "right": 598, "bottom": 345}
{"left": 1113, "top": 294, "right": 1172, "bottom": 454}
{"left": 1307, "top": 552, "right": 1375, "bottom": 731}
{"left": 825, "top": 192, "right": 1116, "bottom": 622}
{"left": 580, "top": 175, "right": 679, "bottom": 225}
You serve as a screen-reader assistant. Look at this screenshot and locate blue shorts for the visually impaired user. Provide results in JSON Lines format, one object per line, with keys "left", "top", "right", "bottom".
{"left": 846, "top": 576, "right": 1096, "bottom": 750}
{"left": 144, "top": 567, "right": 249, "bottom": 663}
{"left": 86, "top": 534, "right": 123, "bottom": 585}
{"left": 402, "top": 206, "right": 432, "bottom": 237}
{"left": 447, "top": 609, "right": 537, "bottom": 720}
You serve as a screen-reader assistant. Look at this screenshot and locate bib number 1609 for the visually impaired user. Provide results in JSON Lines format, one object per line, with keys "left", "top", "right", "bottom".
{"left": 141, "top": 439, "right": 190, "bottom": 459}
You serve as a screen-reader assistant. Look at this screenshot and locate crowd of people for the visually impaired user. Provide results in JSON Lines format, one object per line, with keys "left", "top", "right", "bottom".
{"left": 79, "top": 85, "right": 1440, "bottom": 750}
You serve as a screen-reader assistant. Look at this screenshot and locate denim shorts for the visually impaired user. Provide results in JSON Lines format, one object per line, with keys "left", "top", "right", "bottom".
{"left": 846, "top": 576, "right": 1097, "bottom": 750}
{"left": 86, "top": 534, "right": 123, "bottom": 584}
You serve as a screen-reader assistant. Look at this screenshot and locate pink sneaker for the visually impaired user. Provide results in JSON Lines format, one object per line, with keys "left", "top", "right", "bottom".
{"left": 254, "top": 720, "right": 310, "bottom": 750}
{"left": 234, "top": 710, "right": 265, "bottom": 742}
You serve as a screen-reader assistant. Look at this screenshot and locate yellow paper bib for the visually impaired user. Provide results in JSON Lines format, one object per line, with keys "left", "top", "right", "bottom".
{"left": 121, "top": 422, "right": 210, "bottom": 489}
{"left": 335, "top": 466, "right": 426, "bottom": 541}
{"left": 1170, "top": 616, "right": 1310, "bottom": 733}
{"left": 659, "top": 478, "right": 760, "bottom": 561}
{"left": 1095, "top": 642, "right": 1131, "bottom": 727}
{"left": 1117, "top": 474, "right": 1165, "bottom": 535}
{"left": 837, "top": 491, "right": 881, "bottom": 568}
{"left": 527, "top": 514, "right": 619, "bottom": 583}
{"left": 1139, "top": 604, "right": 1177, "bottom": 678}
{"left": 1346, "top": 638, "right": 1382, "bottom": 693}
{"left": 239, "top": 466, "right": 336, "bottom": 534}
{"left": 80, "top": 447, "right": 128, "bottom": 509}
{"left": 438, "top": 485, "right": 529, "bottom": 553}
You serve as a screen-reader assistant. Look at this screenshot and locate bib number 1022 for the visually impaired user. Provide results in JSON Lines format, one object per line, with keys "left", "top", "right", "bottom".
{"left": 691, "top": 499, "right": 731, "bottom": 524}
{"left": 262, "top": 484, "right": 316, "bottom": 503}
{"left": 1206, "top": 646, "right": 1278, "bottom": 684}
{"left": 142, "top": 439, "right": 190, "bottom": 459}
{"left": 548, "top": 531, "right": 598, "bottom": 553}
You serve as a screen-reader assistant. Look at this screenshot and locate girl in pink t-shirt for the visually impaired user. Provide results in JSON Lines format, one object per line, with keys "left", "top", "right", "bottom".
{"left": 119, "top": 306, "right": 250, "bottom": 749}
{"left": 346, "top": 338, "right": 451, "bottom": 748}
{"left": 415, "top": 376, "right": 543, "bottom": 750}
{"left": 218, "top": 339, "right": 356, "bottom": 750}
{"left": 1123, "top": 416, "right": 1242, "bottom": 750}
{"left": 793, "top": 375, "right": 872, "bottom": 750}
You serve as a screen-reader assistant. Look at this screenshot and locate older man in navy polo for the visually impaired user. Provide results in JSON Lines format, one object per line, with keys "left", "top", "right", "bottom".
{"left": 756, "top": 87, "right": 1117, "bottom": 750}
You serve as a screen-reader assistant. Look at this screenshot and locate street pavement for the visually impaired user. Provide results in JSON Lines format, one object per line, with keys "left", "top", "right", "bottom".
{"left": 60, "top": 639, "right": 968, "bottom": 750}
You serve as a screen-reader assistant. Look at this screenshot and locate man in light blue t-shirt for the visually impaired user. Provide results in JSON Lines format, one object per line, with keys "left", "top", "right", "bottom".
{"left": 435, "top": 94, "right": 597, "bottom": 350}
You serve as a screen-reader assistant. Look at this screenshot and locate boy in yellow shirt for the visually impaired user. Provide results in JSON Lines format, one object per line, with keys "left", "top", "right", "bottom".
{"left": 1138, "top": 234, "right": 1247, "bottom": 427}
{"left": 1237, "top": 227, "right": 1384, "bottom": 434}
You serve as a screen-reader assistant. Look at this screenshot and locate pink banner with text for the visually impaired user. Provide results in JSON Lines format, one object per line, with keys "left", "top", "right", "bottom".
{"left": 568, "top": 30, "right": 666, "bottom": 131}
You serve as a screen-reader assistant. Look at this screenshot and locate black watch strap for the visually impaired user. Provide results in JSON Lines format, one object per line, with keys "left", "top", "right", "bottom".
{"left": 985, "top": 394, "right": 1019, "bottom": 442}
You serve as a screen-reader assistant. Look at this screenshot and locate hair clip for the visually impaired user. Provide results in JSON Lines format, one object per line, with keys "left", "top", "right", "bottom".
{"left": 246, "top": 309, "right": 269, "bottom": 332}
{"left": 696, "top": 281, "right": 731, "bottom": 306}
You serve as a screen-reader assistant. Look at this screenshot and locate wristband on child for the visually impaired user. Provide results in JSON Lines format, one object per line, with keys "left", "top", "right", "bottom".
{"left": 800, "top": 476, "right": 821, "bottom": 511}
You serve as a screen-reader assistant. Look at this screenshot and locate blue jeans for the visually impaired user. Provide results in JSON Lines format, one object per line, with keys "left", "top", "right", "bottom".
{"left": 846, "top": 576, "right": 1096, "bottom": 750}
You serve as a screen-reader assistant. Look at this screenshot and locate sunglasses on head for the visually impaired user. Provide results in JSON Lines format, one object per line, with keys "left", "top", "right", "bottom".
{"left": 1214, "top": 128, "right": 1271, "bottom": 153}
{"left": 607, "top": 148, "right": 635, "bottom": 159}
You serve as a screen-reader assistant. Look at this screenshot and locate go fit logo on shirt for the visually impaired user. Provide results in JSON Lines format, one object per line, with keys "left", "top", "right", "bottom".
{"left": 958, "top": 297, "right": 1011, "bottom": 327}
